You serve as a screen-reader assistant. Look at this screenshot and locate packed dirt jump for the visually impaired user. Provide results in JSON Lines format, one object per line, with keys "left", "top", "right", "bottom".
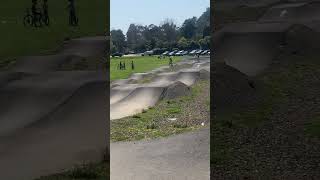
{"left": 213, "top": 0, "right": 320, "bottom": 107}
{"left": 0, "top": 36, "right": 108, "bottom": 180}
{"left": 110, "top": 57, "right": 210, "bottom": 120}
{"left": 110, "top": 56, "right": 210, "bottom": 180}
{"left": 213, "top": 0, "right": 320, "bottom": 178}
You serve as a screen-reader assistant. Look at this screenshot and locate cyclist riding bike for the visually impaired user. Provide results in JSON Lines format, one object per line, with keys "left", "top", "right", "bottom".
{"left": 31, "top": 0, "right": 41, "bottom": 26}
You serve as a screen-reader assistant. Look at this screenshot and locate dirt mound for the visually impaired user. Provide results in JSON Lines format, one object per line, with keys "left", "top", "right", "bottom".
{"left": 199, "top": 69, "right": 210, "bottom": 80}
{"left": 212, "top": 62, "right": 257, "bottom": 111}
{"left": 0, "top": 82, "right": 108, "bottom": 180}
{"left": 214, "top": 31, "right": 283, "bottom": 76}
{"left": 163, "top": 81, "right": 191, "bottom": 99}
{"left": 213, "top": 22, "right": 320, "bottom": 76}
{"left": 12, "top": 36, "right": 106, "bottom": 73}
{"left": 283, "top": 24, "right": 320, "bottom": 55}
{"left": 259, "top": 1, "right": 320, "bottom": 22}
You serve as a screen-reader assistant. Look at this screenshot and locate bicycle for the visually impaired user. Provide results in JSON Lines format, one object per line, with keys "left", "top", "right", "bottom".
{"left": 23, "top": 8, "right": 49, "bottom": 27}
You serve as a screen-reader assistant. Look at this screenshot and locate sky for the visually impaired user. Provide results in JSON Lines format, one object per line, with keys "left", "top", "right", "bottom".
{"left": 111, "top": 0, "right": 210, "bottom": 34}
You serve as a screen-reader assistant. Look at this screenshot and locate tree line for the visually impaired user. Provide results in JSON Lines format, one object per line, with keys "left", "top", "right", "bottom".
{"left": 111, "top": 7, "right": 210, "bottom": 54}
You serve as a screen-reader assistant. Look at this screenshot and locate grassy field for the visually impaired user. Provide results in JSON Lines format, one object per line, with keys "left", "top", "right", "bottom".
{"left": 110, "top": 56, "right": 182, "bottom": 81}
{"left": 0, "top": 0, "right": 107, "bottom": 66}
{"left": 111, "top": 80, "right": 210, "bottom": 142}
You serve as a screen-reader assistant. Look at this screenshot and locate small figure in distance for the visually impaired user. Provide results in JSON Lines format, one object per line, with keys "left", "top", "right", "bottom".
{"left": 42, "top": 0, "right": 49, "bottom": 26}
{"left": 169, "top": 56, "right": 173, "bottom": 68}
{"left": 31, "top": 0, "right": 41, "bottom": 27}
{"left": 67, "top": 0, "right": 78, "bottom": 26}
{"left": 131, "top": 60, "right": 135, "bottom": 70}
{"left": 119, "top": 62, "right": 122, "bottom": 70}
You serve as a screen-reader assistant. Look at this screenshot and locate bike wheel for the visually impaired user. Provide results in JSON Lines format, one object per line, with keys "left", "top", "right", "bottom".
{"left": 42, "top": 16, "right": 49, "bottom": 26}
{"left": 23, "top": 15, "right": 33, "bottom": 27}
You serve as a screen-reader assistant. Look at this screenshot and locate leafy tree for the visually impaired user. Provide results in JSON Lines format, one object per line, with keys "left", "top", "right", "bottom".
{"left": 180, "top": 17, "right": 197, "bottom": 39}
{"left": 198, "top": 36, "right": 210, "bottom": 49}
{"left": 178, "top": 37, "right": 189, "bottom": 50}
{"left": 160, "top": 19, "right": 179, "bottom": 45}
{"left": 196, "top": 7, "right": 210, "bottom": 37}
{"left": 110, "top": 29, "right": 126, "bottom": 53}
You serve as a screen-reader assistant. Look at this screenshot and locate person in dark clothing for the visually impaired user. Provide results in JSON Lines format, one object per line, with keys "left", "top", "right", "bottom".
{"left": 42, "top": 0, "right": 49, "bottom": 25}
{"left": 119, "top": 62, "right": 122, "bottom": 70}
{"left": 67, "top": 0, "right": 78, "bottom": 26}
{"left": 31, "top": 0, "right": 41, "bottom": 27}
{"left": 131, "top": 60, "right": 135, "bottom": 70}
{"left": 169, "top": 56, "right": 173, "bottom": 68}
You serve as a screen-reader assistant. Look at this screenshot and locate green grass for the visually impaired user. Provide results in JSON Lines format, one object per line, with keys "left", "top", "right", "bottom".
{"left": 111, "top": 80, "right": 208, "bottom": 142}
{"left": 305, "top": 116, "right": 320, "bottom": 138}
{"left": 110, "top": 56, "right": 182, "bottom": 81}
{"left": 0, "top": 0, "right": 107, "bottom": 68}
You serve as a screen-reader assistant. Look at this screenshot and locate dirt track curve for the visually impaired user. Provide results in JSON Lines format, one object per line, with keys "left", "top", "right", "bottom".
{"left": 0, "top": 36, "right": 108, "bottom": 180}
{"left": 110, "top": 56, "right": 210, "bottom": 180}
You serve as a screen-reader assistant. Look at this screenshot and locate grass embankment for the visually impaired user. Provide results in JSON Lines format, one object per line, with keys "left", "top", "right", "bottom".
{"left": 35, "top": 162, "right": 108, "bottom": 180}
{"left": 0, "top": 0, "right": 107, "bottom": 69}
{"left": 110, "top": 56, "right": 182, "bottom": 81}
{"left": 211, "top": 53, "right": 320, "bottom": 177}
{"left": 111, "top": 80, "right": 210, "bottom": 142}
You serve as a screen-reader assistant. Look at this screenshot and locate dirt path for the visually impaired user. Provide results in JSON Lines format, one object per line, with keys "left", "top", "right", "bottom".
{"left": 111, "top": 127, "right": 210, "bottom": 180}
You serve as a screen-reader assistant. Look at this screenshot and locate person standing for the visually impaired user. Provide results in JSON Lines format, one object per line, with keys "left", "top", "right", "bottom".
{"left": 42, "top": 0, "right": 49, "bottom": 25}
{"left": 131, "top": 60, "right": 135, "bottom": 70}
{"left": 31, "top": 0, "right": 41, "bottom": 27}
{"left": 67, "top": 0, "right": 78, "bottom": 26}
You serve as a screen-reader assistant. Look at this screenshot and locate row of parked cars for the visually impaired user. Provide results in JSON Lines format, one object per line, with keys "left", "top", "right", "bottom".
{"left": 162, "top": 49, "right": 210, "bottom": 56}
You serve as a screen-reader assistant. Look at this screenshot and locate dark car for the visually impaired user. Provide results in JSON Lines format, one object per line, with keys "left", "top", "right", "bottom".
{"left": 111, "top": 52, "right": 123, "bottom": 57}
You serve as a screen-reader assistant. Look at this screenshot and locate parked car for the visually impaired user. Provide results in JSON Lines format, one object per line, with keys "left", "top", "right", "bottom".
{"left": 168, "top": 50, "right": 178, "bottom": 56}
{"left": 201, "top": 50, "right": 209, "bottom": 55}
{"left": 162, "top": 51, "right": 169, "bottom": 56}
{"left": 175, "top": 50, "right": 184, "bottom": 56}
{"left": 142, "top": 50, "right": 154, "bottom": 56}
{"left": 189, "top": 50, "right": 197, "bottom": 55}
{"left": 182, "top": 51, "right": 189, "bottom": 55}
{"left": 111, "top": 52, "right": 123, "bottom": 57}
{"left": 196, "top": 50, "right": 203, "bottom": 55}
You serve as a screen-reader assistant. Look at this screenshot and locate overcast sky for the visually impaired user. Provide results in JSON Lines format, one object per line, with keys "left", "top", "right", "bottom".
{"left": 111, "top": 0, "right": 210, "bottom": 33}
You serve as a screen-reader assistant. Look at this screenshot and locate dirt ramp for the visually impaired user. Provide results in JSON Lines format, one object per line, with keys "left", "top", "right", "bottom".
{"left": 214, "top": 32, "right": 283, "bottom": 76}
{"left": 0, "top": 82, "right": 108, "bottom": 180}
{"left": 0, "top": 72, "right": 30, "bottom": 87}
{"left": 110, "top": 87, "right": 165, "bottom": 120}
{"left": 0, "top": 71, "right": 106, "bottom": 136}
{"left": 283, "top": 24, "right": 320, "bottom": 54}
{"left": 13, "top": 54, "right": 69, "bottom": 73}
{"left": 259, "top": 2, "right": 320, "bottom": 22}
{"left": 212, "top": 62, "right": 256, "bottom": 111}
{"left": 163, "top": 81, "right": 191, "bottom": 99}
{"left": 60, "top": 36, "right": 107, "bottom": 57}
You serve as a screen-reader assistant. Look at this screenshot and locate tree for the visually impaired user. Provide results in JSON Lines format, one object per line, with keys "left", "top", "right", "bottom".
{"left": 180, "top": 17, "right": 197, "bottom": 39}
{"left": 111, "top": 29, "right": 126, "bottom": 53}
{"left": 178, "top": 37, "right": 189, "bottom": 50}
{"left": 196, "top": 7, "right": 210, "bottom": 37}
{"left": 160, "top": 19, "right": 179, "bottom": 47}
{"left": 198, "top": 36, "right": 210, "bottom": 49}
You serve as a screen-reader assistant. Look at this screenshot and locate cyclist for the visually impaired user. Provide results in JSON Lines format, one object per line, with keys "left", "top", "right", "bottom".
{"left": 31, "top": 0, "right": 41, "bottom": 27}
{"left": 67, "top": 0, "right": 78, "bottom": 26}
{"left": 42, "top": 0, "right": 49, "bottom": 25}
{"left": 169, "top": 56, "right": 173, "bottom": 68}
